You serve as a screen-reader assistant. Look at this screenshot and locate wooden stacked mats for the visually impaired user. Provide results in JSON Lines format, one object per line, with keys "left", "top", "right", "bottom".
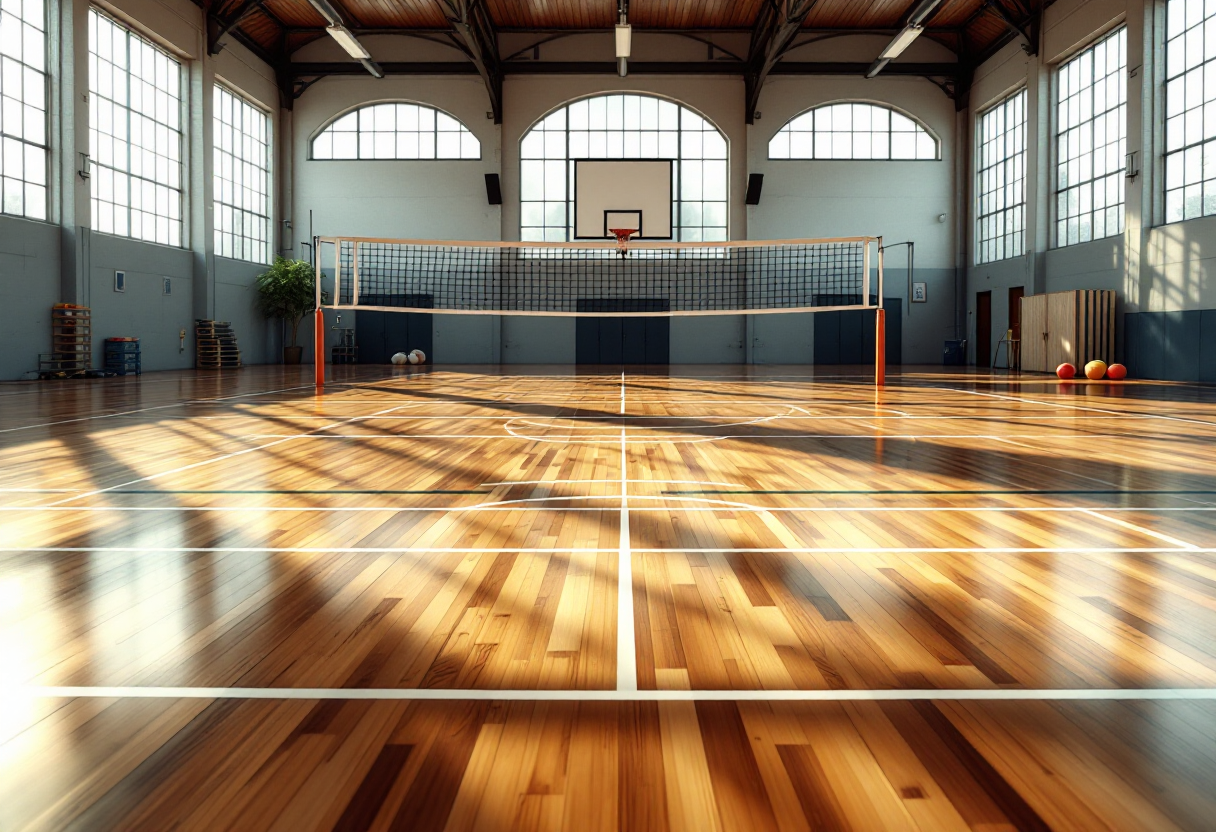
{"left": 195, "top": 319, "right": 241, "bottom": 369}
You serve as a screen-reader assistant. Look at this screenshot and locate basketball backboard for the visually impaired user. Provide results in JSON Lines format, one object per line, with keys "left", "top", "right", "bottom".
{"left": 573, "top": 159, "right": 673, "bottom": 239}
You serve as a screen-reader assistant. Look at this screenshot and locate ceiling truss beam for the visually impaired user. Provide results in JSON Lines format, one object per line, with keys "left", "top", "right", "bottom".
{"left": 207, "top": 0, "right": 262, "bottom": 55}
{"left": 745, "top": 0, "right": 819, "bottom": 124}
{"left": 437, "top": 0, "right": 503, "bottom": 123}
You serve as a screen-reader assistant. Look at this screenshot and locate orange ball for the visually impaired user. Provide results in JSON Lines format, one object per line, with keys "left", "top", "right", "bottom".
{"left": 1056, "top": 363, "right": 1076, "bottom": 379}
{"left": 1084, "top": 360, "right": 1108, "bottom": 380}
{"left": 1107, "top": 363, "right": 1127, "bottom": 380}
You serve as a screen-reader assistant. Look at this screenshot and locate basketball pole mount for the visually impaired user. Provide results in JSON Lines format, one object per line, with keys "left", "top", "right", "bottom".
{"left": 314, "top": 235, "right": 325, "bottom": 390}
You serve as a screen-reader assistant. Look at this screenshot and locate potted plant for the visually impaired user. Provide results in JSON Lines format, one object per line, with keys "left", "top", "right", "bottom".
{"left": 255, "top": 257, "right": 315, "bottom": 365}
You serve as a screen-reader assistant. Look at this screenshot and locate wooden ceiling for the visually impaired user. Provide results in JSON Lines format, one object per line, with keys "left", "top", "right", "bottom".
{"left": 215, "top": 0, "right": 1032, "bottom": 66}
{"left": 207, "top": 0, "right": 1044, "bottom": 119}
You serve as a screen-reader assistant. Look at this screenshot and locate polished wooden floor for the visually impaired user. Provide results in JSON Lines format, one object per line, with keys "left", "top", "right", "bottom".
{"left": 3, "top": 364, "right": 1216, "bottom": 830}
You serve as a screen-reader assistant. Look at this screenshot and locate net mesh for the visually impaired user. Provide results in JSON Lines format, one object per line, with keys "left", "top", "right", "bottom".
{"left": 326, "top": 237, "right": 878, "bottom": 315}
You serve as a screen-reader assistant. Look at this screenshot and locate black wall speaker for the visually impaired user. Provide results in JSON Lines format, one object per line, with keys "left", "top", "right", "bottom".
{"left": 745, "top": 173, "right": 764, "bottom": 205}
{"left": 485, "top": 173, "right": 502, "bottom": 205}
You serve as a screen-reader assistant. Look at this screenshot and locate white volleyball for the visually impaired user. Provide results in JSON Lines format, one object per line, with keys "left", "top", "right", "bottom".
{"left": 409, "top": 349, "right": 426, "bottom": 364}
{"left": 407, "top": 352, "right": 420, "bottom": 364}
{"left": 390, "top": 352, "right": 409, "bottom": 365}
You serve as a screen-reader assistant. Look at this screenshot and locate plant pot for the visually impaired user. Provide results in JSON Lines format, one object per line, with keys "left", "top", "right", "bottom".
{"left": 283, "top": 346, "right": 303, "bottom": 365}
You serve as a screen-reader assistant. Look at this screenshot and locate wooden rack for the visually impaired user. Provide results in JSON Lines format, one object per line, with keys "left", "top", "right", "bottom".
{"left": 39, "top": 304, "right": 93, "bottom": 378}
{"left": 195, "top": 320, "right": 242, "bottom": 369}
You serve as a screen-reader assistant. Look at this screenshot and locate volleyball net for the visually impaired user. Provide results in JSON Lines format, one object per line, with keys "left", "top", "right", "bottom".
{"left": 311, "top": 235, "right": 887, "bottom": 383}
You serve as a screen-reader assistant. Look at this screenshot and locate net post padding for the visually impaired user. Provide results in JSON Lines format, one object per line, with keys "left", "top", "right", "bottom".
{"left": 876, "top": 237, "right": 885, "bottom": 387}
{"left": 319, "top": 235, "right": 883, "bottom": 318}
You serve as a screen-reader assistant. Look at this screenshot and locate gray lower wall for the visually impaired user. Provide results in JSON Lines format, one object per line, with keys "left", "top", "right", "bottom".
{"left": 89, "top": 234, "right": 195, "bottom": 372}
{"left": 0, "top": 219, "right": 278, "bottom": 380}
{"left": 1124, "top": 309, "right": 1216, "bottom": 382}
{"left": 0, "top": 216, "right": 60, "bottom": 380}
{"left": 216, "top": 257, "right": 281, "bottom": 367}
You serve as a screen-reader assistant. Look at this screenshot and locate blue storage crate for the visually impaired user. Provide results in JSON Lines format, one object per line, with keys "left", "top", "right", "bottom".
{"left": 105, "top": 339, "right": 141, "bottom": 375}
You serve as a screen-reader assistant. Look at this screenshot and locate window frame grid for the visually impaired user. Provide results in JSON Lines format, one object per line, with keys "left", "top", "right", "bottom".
{"left": 1052, "top": 25, "right": 1127, "bottom": 248}
{"left": 1164, "top": 0, "right": 1216, "bottom": 223}
{"left": 519, "top": 94, "right": 729, "bottom": 243}
{"left": 309, "top": 102, "right": 481, "bottom": 161}
{"left": 974, "top": 88, "right": 1028, "bottom": 265}
{"left": 88, "top": 7, "right": 186, "bottom": 248}
{"left": 213, "top": 83, "right": 271, "bottom": 264}
{"left": 0, "top": 0, "right": 49, "bottom": 221}
{"left": 767, "top": 101, "right": 940, "bottom": 161}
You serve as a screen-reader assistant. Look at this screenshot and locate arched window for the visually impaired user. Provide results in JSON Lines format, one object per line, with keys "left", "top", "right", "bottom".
{"left": 768, "top": 102, "right": 939, "bottom": 160}
{"left": 520, "top": 93, "right": 728, "bottom": 242}
{"left": 311, "top": 102, "right": 481, "bottom": 160}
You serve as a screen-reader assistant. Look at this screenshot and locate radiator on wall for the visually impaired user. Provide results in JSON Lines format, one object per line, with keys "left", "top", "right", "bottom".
{"left": 1020, "top": 290, "right": 1116, "bottom": 372}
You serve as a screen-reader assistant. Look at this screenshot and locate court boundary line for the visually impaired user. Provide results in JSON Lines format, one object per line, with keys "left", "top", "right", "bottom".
{"left": 10, "top": 504, "right": 1216, "bottom": 513}
{"left": 13, "top": 686, "right": 1216, "bottom": 702}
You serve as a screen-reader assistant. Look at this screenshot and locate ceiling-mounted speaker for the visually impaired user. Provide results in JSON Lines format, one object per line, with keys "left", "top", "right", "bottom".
{"left": 485, "top": 173, "right": 502, "bottom": 205}
{"left": 745, "top": 173, "right": 764, "bottom": 205}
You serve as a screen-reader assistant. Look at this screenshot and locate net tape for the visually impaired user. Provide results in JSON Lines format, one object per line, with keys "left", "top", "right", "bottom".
{"left": 324, "top": 237, "right": 879, "bottom": 316}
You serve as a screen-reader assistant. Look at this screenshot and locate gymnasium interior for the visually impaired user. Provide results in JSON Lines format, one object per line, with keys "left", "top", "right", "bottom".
{"left": 3, "top": 0, "right": 1216, "bottom": 829}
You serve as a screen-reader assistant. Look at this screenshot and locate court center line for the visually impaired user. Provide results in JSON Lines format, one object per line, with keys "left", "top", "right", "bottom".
{"left": 12, "top": 686, "right": 1216, "bottom": 702}
{"left": 618, "top": 428, "right": 637, "bottom": 692}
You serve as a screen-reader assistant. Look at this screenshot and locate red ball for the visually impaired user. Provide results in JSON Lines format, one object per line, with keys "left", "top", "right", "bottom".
{"left": 1107, "top": 363, "right": 1127, "bottom": 380}
{"left": 1056, "top": 363, "right": 1076, "bottom": 379}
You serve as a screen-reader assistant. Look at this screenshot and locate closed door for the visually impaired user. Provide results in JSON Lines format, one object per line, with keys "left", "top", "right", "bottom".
{"left": 356, "top": 294, "right": 433, "bottom": 363}
{"left": 813, "top": 297, "right": 902, "bottom": 365}
{"left": 976, "top": 291, "right": 992, "bottom": 368}
{"left": 575, "top": 299, "right": 670, "bottom": 364}
{"left": 1008, "top": 286, "right": 1025, "bottom": 369}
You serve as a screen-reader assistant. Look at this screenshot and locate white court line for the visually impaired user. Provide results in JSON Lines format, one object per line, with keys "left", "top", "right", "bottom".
{"left": 1080, "top": 509, "right": 1201, "bottom": 550}
{"left": 43, "top": 401, "right": 412, "bottom": 507}
{"left": 0, "top": 381, "right": 322, "bottom": 435}
{"left": 234, "top": 431, "right": 1179, "bottom": 440}
{"left": 3, "top": 546, "right": 1214, "bottom": 554}
{"left": 11, "top": 686, "right": 1216, "bottom": 702}
{"left": 617, "top": 428, "right": 636, "bottom": 692}
{"left": 620, "top": 370, "right": 626, "bottom": 415}
{"left": 9, "top": 503, "right": 1216, "bottom": 514}
{"left": 479, "top": 479, "right": 746, "bottom": 487}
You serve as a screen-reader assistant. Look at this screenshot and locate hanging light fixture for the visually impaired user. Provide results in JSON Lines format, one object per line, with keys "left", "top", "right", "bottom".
{"left": 616, "top": 1, "right": 631, "bottom": 77}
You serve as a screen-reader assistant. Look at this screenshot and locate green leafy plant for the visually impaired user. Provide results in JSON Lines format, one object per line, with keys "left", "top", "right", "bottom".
{"left": 255, "top": 257, "right": 315, "bottom": 348}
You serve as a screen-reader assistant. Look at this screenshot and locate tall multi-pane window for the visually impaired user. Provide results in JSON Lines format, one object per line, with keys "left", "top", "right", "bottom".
{"left": 520, "top": 94, "right": 728, "bottom": 242}
{"left": 1055, "top": 26, "right": 1126, "bottom": 246}
{"left": 1165, "top": 0, "right": 1216, "bottom": 221}
{"left": 89, "top": 9, "right": 183, "bottom": 246}
{"left": 214, "top": 85, "right": 270, "bottom": 263}
{"left": 975, "top": 89, "right": 1027, "bottom": 264}
{"left": 311, "top": 103, "right": 480, "bottom": 160}
{"left": 0, "top": 0, "right": 48, "bottom": 220}
{"left": 768, "top": 102, "right": 939, "bottom": 160}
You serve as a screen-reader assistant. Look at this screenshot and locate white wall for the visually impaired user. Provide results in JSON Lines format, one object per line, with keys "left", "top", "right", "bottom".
{"left": 960, "top": 0, "right": 1216, "bottom": 370}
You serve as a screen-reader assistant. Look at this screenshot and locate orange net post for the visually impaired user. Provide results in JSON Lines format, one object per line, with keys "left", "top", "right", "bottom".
{"left": 314, "top": 307, "right": 325, "bottom": 388}
{"left": 875, "top": 307, "right": 886, "bottom": 387}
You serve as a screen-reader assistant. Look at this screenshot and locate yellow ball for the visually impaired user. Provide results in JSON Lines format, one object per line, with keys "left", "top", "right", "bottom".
{"left": 1084, "top": 360, "right": 1108, "bottom": 380}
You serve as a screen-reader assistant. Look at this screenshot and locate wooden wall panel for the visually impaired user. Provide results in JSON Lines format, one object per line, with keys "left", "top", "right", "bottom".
{"left": 1020, "top": 294, "right": 1047, "bottom": 372}
{"left": 1046, "top": 291, "right": 1076, "bottom": 369}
